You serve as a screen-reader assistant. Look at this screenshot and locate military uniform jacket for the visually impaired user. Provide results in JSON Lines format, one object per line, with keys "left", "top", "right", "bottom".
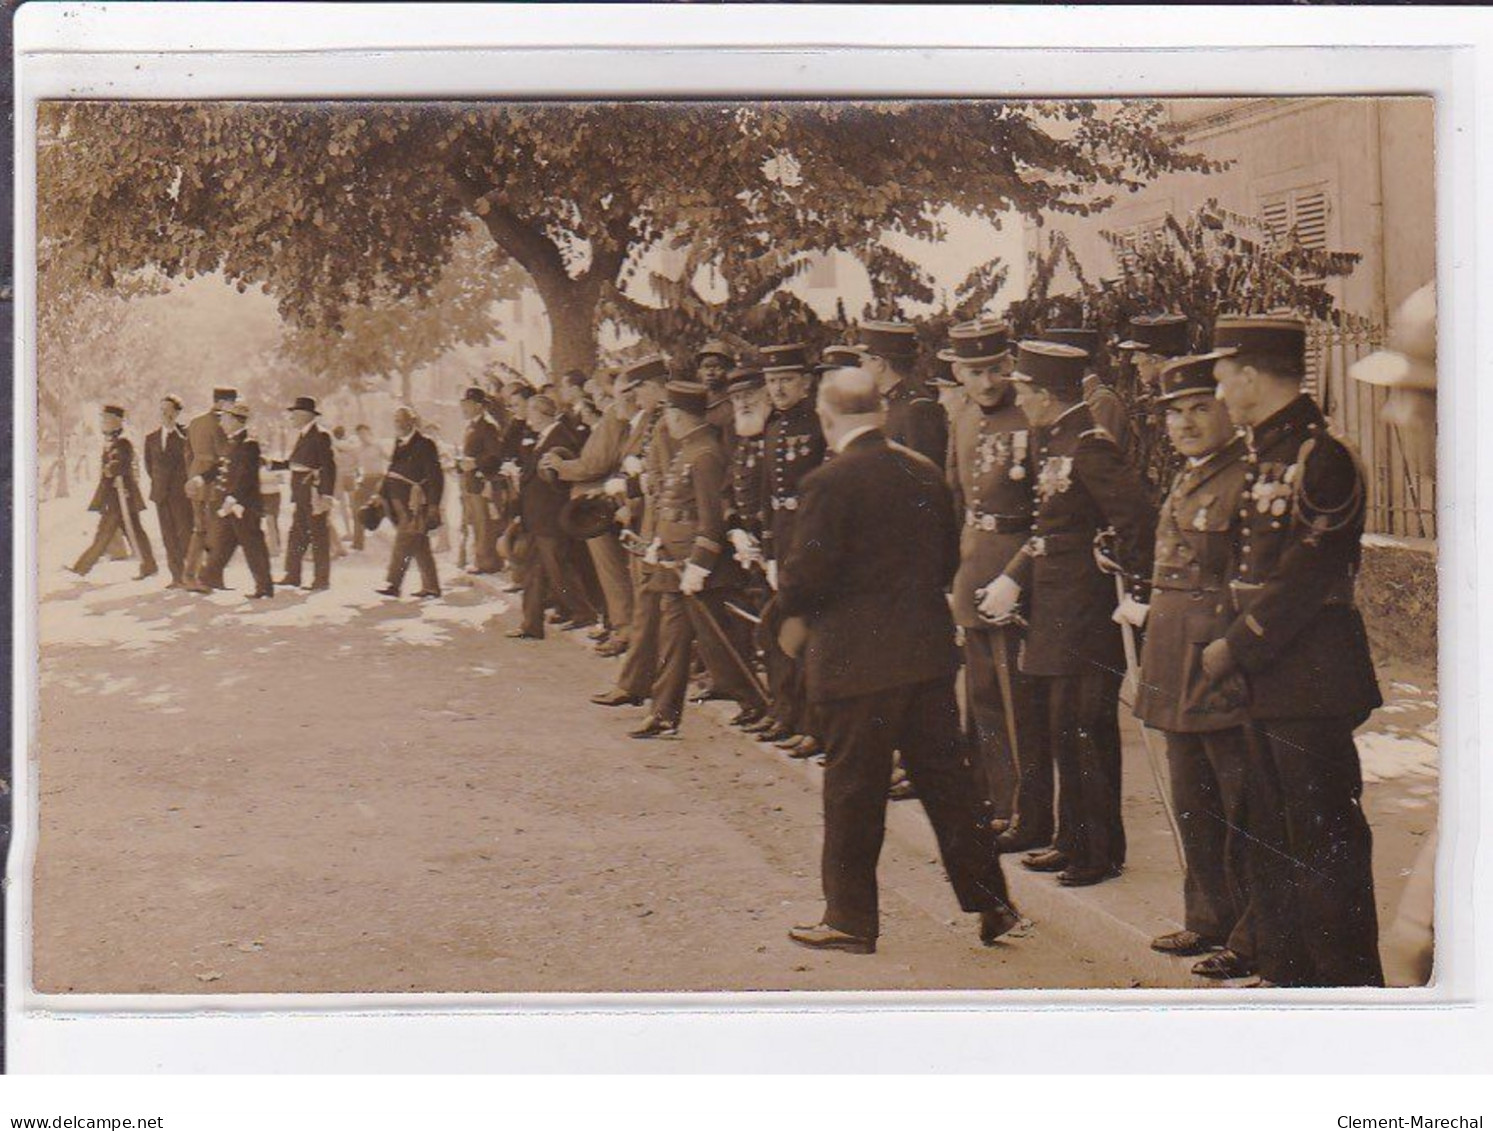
{"left": 779, "top": 430, "right": 961, "bottom": 703}
{"left": 946, "top": 395, "right": 1035, "bottom": 629}
{"left": 185, "top": 410, "right": 227, "bottom": 480}
{"left": 760, "top": 398, "right": 826, "bottom": 563}
{"left": 645, "top": 425, "right": 729, "bottom": 594}
{"left": 885, "top": 379, "right": 949, "bottom": 470}
{"left": 143, "top": 424, "right": 189, "bottom": 504}
{"left": 1082, "top": 375, "right": 1135, "bottom": 462}
{"left": 213, "top": 432, "right": 265, "bottom": 519}
{"left": 88, "top": 433, "right": 146, "bottom": 514}
{"left": 381, "top": 431, "right": 446, "bottom": 520}
{"left": 1222, "top": 394, "right": 1382, "bottom": 723}
{"left": 726, "top": 431, "right": 766, "bottom": 539}
{"left": 1003, "top": 402, "right": 1156, "bottom": 677}
{"left": 461, "top": 416, "right": 505, "bottom": 494}
{"left": 1135, "top": 437, "right": 1250, "bottom": 732}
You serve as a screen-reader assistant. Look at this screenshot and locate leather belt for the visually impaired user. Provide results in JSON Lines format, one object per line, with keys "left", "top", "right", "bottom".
{"left": 1026, "top": 532, "right": 1091, "bottom": 557}
{"left": 964, "top": 509, "right": 1032, "bottom": 535}
{"left": 1230, "top": 577, "right": 1356, "bottom": 608}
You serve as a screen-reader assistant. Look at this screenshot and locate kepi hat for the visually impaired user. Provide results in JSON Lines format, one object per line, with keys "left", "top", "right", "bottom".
{"left": 1155, "top": 355, "right": 1222, "bottom": 404}
{"left": 1010, "top": 341, "right": 1089, "bottom": 397}
{"left": 1208, "top": 314, "right": 1308, "bottom": 366}
{"left": 857, "top": 320, "right": 919, "bottom": 360}
{"left": 1039, "top": 327, "right": 1101, "bottom": 359}
{"left": 725, "top": 366, "right": 766, "bottom": 395}
{"left": 760, "top": 343, "right": 810, "bottom": 374}
{"left": 938, "top": 318, "right": 1013, "bottom": 365}
{"left": 1118, "top": 313, "right": 1191, "bottom": 357}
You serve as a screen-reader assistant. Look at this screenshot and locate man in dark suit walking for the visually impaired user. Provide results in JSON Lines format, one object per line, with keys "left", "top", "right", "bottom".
{"left": 143, "top": 393, "right": 193, "bottom": 588}
{"left": 201, "top": 401, "right": 274, "bottom": 599}
{"left": 777, "top": 367, "right": 1018, "bottom": 955}
{"left": 509, "top": 393, "right": 597, "bottom": 640}
{"left": 376, "top": 406, "right": 445, "bottom": 599}
{"left": 271, "top": 395, "right": 337, "bottom": 591}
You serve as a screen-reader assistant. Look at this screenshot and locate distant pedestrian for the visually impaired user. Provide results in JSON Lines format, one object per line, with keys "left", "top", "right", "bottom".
{"left": 376, "top": 406, "right": 445, "bottom": 599}
{"left": 143, "top": 393, "right": 193, "bottom": 588}
{"left": 69, "top": 404, "right": 158, "bottom": 580}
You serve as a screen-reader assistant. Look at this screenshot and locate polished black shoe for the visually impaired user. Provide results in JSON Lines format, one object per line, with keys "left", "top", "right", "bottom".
{"left": 728, "top": 707, "right": 765, "bottom": 728}
{"left": 995, "top": 828, "right": 1053, "bottom": 854}
{"left": 1151, "top": 930, "right": 1216, "bottom": 957}
{"left": 505, "top": 629, "right": 543, "bottom": 640}
{"left": 787, "top": 736, "right": 823, "bottom": 760}
{"left": 590, "top": 688, "right": 644, "bottom": 707}
{"left": 375, "top": 586, "right": 401, "bottom": 597}
{"left": 628, "top": 716, "right": 680, "bottom": 740}
{"left": 1021, "top": 849, "right": 1070, "bottom": 873}
{"left": 562, "top": 618, "right": 597, "bottom": 632}
{"left": 248, "top": 589, "right": 275, "bottom": 600}
{"left": 788, "top": 922, "right": 875, "bottom": 955}
{"left": 689, "top": 686, "right": 731, "bottom": 704}
{"left": 1192, "top": 949, "right": 1256, "bottom": 980}
{"left": 755, "top": 724, "right": 794, "bottom": 744}
{"left": 979, "top": 905, "right": 1024, "bottom": 945}
{"left": 1057, "top": 864, "right": 1122, "bottom": 887}
{"left": 276, "top": 577, "right": 299, "bottom": 588}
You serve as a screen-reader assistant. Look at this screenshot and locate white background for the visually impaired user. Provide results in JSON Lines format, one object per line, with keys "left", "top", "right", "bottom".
{"left": 8, "top": 1, "right": 1492, "bottom": 1095}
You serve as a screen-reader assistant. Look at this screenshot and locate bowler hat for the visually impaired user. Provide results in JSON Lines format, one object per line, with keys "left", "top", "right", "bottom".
{"left": 462, "top": 386, "right": 488, "bottom": 405}
{"left": 858, "top": 320, "right": 919, "bottom": 360}
{"left": 359, "top": 496, "right": 386, "bottom": 532}
{"left": 559, "top": 495, "right": 621, "bottom": 541}
{"left": 938, "top": 318, "right": 1013, "bottom": 365}
{"left": 286, "top": 395, "right": 322, "bottom": 415}
{"left": 1155, "top": 355, "right": 1222, "bottom": 404}
{"left": 1118, "top": 313, "right": 1191, "bottom": 357}
{"left": 101, "top": 404, "right": 126, "bottom": 419}
{"left": 1010, "top": 341, "right": 1089, "bottom": 397}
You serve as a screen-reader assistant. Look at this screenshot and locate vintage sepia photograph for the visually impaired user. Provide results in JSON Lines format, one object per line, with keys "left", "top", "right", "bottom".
{"left": 27, "top": 94, "right": 1438, "bottom": 997}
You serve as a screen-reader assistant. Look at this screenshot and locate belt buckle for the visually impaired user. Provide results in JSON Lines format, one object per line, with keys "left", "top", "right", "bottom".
{"left": 1029, "top": 535, "right": 1047, "bottom": 557}
{"left": 978, "top": 514, "right": 997, "bottom": 533}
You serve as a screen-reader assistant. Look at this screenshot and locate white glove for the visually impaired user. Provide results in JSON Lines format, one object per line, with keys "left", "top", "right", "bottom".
{"left": 728, "top": 528, "right": 761, "bottom": 565}
{"left": 643, "top": 539, "right": 661, "bottom": 566}
{"left": 1113, "top": 597, "right": 1149, "bottom": 629}
{"left": 500, "top": 460, "right": 521, "bottom": 479}
{"left": 765, "top": 560, "right": 779, "bottom": 591}
{"left": 679, "top": 562, "right": 710, "bottom": 595}
{"left": 977, "top": 575, "right": 1021, "bottom": 624}
{"left": 622, "top": 455, "right": 644, "bottom": 477}
{"left": 217, "top": 495, "right": 242, "bottom": 519}
{"left": 604, "top": 476, "right": 628, "bottom": 498}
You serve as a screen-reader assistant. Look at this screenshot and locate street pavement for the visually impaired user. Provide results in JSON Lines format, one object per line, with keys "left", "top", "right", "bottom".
{"left": 28, "top": 501, "right": 1439, "bottom": 994}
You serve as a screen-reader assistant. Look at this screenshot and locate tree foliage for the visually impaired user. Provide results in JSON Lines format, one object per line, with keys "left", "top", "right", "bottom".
{"left": 40, "top": 99, "right": 1216, "bottom": 376}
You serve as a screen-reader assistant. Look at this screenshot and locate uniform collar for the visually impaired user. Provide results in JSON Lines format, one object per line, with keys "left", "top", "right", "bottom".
{"left": 1249, "top": 393, "right": 1321, "bottom": 450}
{"left": 1047, "top": 400, "right": 1090, "bottom": 436}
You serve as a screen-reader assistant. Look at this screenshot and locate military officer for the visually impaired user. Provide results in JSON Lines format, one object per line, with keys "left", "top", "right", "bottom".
{"left": 269, "top": 396, "right": 337, "bottom": 591}
{"left": 1203, "top": 314, "right": 1384, "bottom": 988}
{"left": 143, "top": 393, "right": 193, "bottom": 588}
{"left": 629, "top": 380, "right": 759, "bottom": 740}
{"left": 1042, "top": 326, "right": 1135, "bottom": 462}
{"left": 857, "top": 320, "right": 947, "bottom": 468}
{"left": 980, "top": 341, "right": 1156, "bottom": 887}
{"left": 456, "top": 386, "right": 506, "bottom": 574}
{"left": 376, "top": 405, "right": 446, "bottom": 600}
{"left": 1118, "top": 313, "right": 1194, "bottom": 490}
{"left": 201, "top": 401, "right": 274, "bottom": 599}
{"left": 941, "top": 319, "right": 1049, "bottom": 849}
{"left": 1132, "top": 354, "right": 1260, "bottom": 981}
{"left": 70, "top": 404, "right": 158, "bottom": 580}
{"left": 720, "top": 364, "right": 773, "bottom": 729}
{"left": 755, "top": 342, "right": 828, "bottom": 754}
{"left": 182, "top": 386, "right": 238, "bottom": 592}
{"left": 779, "top": 367, "right": 1018, "bottom": 954}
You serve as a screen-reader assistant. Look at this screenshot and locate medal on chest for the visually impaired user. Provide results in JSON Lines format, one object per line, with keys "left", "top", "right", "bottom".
{"left": 1036, "top": 454, "right": 1073, "bottom": 503}
{"left": 1250, "top": 462, "right": 1295, "bottom": 518}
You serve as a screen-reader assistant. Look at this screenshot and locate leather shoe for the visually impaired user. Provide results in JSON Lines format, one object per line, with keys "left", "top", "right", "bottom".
{"left": 135, "top": 566, "right": 159, "bottom": 580}
{"left": 249, "top": 589, "right": 275, "bottom": 600}
{"left": 414, "top": 590, "right": 441, "bottom": 599}
{"left": 275, "top": 577, "right": 299, "bottom": 588}
{"left": 1151, "top": 930, "right": 1216, "bottom": 957}
{"left": 742, "top": 715, "right": 780, "bottom": 734}
{"left": 505, "top": 629, "right": 542, "bottom": 640}
{"left": 1192, "top": 949, "right": 1256, "bottom": 980}
{"left": 979, "top": 905, "right": 1024, "bottom": 945}
{"left": 774, "top": 734, "right": 807, "bottom": 751}
{"left": 1021, "top": 849, "right": 1070, "bottom": 873}
{"left": 1057, "top": 864, "right": 1122, "bottom": 887}
{"left": 787, "top": 922, "right": 875, "bottom": 955}
{"left": 590, "top": 688, "right": 644, "bottom": 707}
{"left": 728, "top": 707, "right": 765, "bottom": 728}
{"left": 755, "top": 724, "right": 794, "bottom": 744}
{"left": 306, "top": 583, "right": 331, "bottom": 592}
{"left": 628, "top": 716, "right": 680, "bottom": 740}
{"left": 995, "top": 828, "right": 1052, "bottom": 854}
{"left": 786, "top": 736, "right": 823, "bottom": 760}
{"left": 375, "top": 586, "right": 401, "bottom": 597}
{"left": 594, "top": 639, "right": 629, "bottom": 658}
{"left": 587, "top": 625, "right": 611, "bottom": 642}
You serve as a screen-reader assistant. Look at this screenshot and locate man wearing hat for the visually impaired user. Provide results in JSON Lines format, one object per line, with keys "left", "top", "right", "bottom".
{"left": 269, "top": 396, "right": 337, "bottom": 591}
{"left": 778, "top": 367, "right": 1019, "bottom": 954}
{"left": 942, "top": 319, "right": 1048, "bottom": 849}
{"left": 375, "top": 406, "right": 445, "bottom": 600}
{"left": 1133, "top": 355, "right": 1262, "bottom": 981}
{"left": 509, "top": 393, "right": 597, "bottom": 640}
{"left": 1118, "top": 313, "right": 1192, "bottom": 387}
{"left": 201, "top": 401, "right": 274, "bottom": 599}
{"left": 593, "top": 356, "right": 677, "bottom": 700}
{"left": 1203, "top": 314, "right": 1384, "bottom": 987}
{"left": 143, "top": 393, "right": 193, "bottom": 588}
{"left": 182, "top": 386, "right": 239, "bottom": 591}
{"left": 980, "top": 341, "right": 1156, "bottom": 887}
{"left": 756, "top": 343, "right": 828, "bottom": 752}
{"left": 455, "top": 386, "right": 506, "bottom": 575}
{"left": 858, "top": 320, "right": 947, "bottom": 469}
{"left": 70, "top": 404, "right": 158, "bottom": 580}
{"left": 695, "top": 339, "right": 738, "bottom": 435}
{"left": 629, "top": 380, "right": 758, "bottom": 739}
{"left": 1042, "top": 326, "right": 1135, "bottom": 463}
{"left": 543, "top": 369, "right": 641, "bottom": 650}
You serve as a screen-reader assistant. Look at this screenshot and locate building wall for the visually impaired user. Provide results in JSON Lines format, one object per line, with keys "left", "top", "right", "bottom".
{"left": 1027, "top": 97, "right": 1436, "bottom": 324}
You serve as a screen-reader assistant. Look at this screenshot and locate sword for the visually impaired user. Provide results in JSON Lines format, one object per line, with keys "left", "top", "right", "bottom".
{"left": 989, "top": 623, "right": 1024, "bottom": 791}
{"left": 1114, "top": 571, "right": 1186, "bottom": 872}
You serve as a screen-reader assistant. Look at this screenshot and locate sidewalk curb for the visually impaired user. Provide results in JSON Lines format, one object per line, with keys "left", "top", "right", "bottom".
{"left": 465, "top": 571, "right": 1200, "bottom": 989}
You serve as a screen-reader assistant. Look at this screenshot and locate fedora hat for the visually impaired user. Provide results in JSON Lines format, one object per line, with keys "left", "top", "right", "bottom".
{"left": 286, "top": 395, "right": 322, "bottom": 415}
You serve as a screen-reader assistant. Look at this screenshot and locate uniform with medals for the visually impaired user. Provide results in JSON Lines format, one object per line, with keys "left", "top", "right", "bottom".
{"left": 70, "top": 406, "right": 158, "bottom": 579}
{"left": 201, "top": 402, "right": 274, "bottom": 598}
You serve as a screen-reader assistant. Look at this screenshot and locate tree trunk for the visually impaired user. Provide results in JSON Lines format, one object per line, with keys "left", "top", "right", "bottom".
{"left": 531, "top": 274, "right": 600, "bottom": 381}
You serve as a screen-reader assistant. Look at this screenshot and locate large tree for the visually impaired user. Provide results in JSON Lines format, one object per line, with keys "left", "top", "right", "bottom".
{"left": 39, "top": 99, "right": 1214, "bottom": 375}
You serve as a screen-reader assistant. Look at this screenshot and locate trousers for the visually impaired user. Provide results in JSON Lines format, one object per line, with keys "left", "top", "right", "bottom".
{"left": 617, "top": 558, "right": 662, "bottom": 698}
{"left": 815, "top": 676, "right": 1011, "bottom": 940}
{"left": 462, "top": 491, "right": 502, "bottom": 573}
{"left": 963, "top": 625, "right": 1049, "bottom": 834}
{"left": 203, "top": 510, "right": 273, "bottom": 595}
{"left": 649, "top": 590, "right": 758, "bottom": 725}
{"left": 520, "top": 534, "right": 598, "bottom": 636}
{"left": 154, "top": 491, "right": 194, "bottom": 583}
{"left": 586, "top": 530, "right": 635, "bottom": 638}
{"left": 284, "top": 499, "right": 331, "bottom": 587}
{"left": 73, "top": 498, "right": 157, "bottom": 576}
{"left": 387, "top": 525, "right": 440, "bottom": 594}
{"left": 1043, "top": 670, "right": 1125, "bottom": 872}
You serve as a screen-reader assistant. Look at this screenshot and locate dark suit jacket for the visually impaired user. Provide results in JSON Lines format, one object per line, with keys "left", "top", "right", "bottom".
{"left": 779, "top": 429, "right": 961, "bottom": 703}
{"left": 462, "top": 415, "right": 505, "bottom": 494}
{"left": 88, "top": 434, "right": 146, "bottom": 514}
{"left": 143, "top": 425, "right": 190, "bottom": 504}
{"left": 519, "top": 418, "right": 581, "bottom": 537}
{"left": 271, "top": 423, "right": 338, "bottom": 506}
{"left": 381, "top": 431, "right": 446, "bottom": 521}
{"left": 217, "top": 432, "right": 265, "bottom": 518}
